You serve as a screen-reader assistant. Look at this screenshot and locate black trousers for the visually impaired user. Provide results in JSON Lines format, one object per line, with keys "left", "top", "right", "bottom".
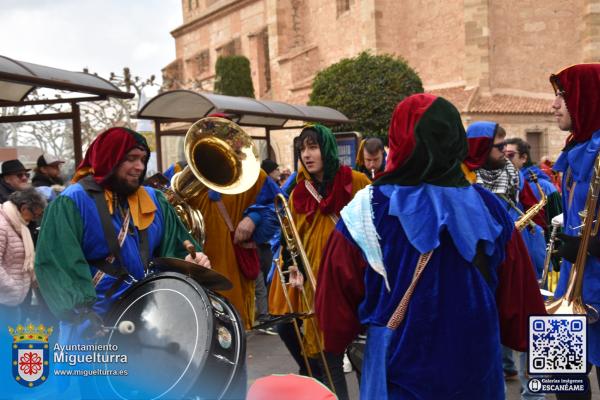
{"left": 276, "top": 320, "right": 349, "bottom": 400}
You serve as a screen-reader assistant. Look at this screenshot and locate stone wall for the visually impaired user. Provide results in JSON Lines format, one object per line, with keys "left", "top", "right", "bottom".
{"left": 166, "top": 0, "right": 597, "bottom": 166}
{"left": 489, "top": 0, "right": 586, "bottom": 95}
{"left": 173, "top": 0, "right": 267, "bottom": 90}
{"left": 376, "top": 0, "right": 465, "bottom": 88}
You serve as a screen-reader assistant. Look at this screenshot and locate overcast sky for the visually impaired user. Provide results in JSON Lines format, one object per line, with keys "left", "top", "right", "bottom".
{"left": 0, "top": 0, "right": 182, "bottom": 82}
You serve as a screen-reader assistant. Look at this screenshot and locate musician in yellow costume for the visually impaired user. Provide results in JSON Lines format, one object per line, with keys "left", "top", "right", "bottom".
{"left": 184, "top": 118, "right": 281, "bottom": 331}
{"left": 269, "top": 124, "right": 370, "bottom": 399}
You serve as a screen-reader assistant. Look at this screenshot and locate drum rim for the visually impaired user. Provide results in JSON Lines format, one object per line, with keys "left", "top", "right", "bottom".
{"left": 207, "top": 291, "right": 246, "bottom": 399}
{"left": 103, "top": 271, "right": 213, "bottom": 400}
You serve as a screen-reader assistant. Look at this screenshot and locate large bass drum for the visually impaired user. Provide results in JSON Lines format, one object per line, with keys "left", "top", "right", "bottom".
{"left": 95, "top": 271, "right": 245, "bottom": 399}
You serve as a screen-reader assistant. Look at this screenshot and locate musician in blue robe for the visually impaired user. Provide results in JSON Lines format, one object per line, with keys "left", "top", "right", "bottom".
{"left": 550, "top": 63, "right": 600, "bottom": 397}
{"left": 315, "top": 94, "right": 545, "bottom": 400}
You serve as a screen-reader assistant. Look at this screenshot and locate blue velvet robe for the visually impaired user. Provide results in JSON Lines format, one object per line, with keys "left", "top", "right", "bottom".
{"left": 554, "top": 129, "right": 600, "bottom": 366}
{"left": 316, "top": 183, "right": 545, "bottom": 399}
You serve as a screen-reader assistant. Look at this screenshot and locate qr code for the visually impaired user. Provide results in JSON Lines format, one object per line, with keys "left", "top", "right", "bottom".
{"left": 529, "top": 315, "right": 586, "bottom": 374}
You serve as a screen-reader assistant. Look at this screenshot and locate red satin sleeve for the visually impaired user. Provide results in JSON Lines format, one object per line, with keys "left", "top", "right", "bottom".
{"left": 496, "top": 228, "right": 547, "bottom": 352}
{"left": 315, "top": 229, "right": 367, "bottom": 354}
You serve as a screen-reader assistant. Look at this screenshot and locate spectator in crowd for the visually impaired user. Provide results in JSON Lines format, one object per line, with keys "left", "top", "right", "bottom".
{"left": 32, "top": 154, "right": 65, "bottom": 187}
{"left": 278, "top": 167, "right": 292, "bottom": 186}
{"left": 0, "top": 188, "right": 46, "bottom": 324}
{"left": 355, "top": 137, "right": 386, "bottom": 181}
{"left": 0, "top": 160, "right": 31, "bottom": 202}
{"left": 261, "top": 159, "right": 282, "bottom": 182}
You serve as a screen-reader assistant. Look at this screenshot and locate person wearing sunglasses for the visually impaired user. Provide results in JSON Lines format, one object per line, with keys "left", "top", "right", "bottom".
{"left": 0, "top": 159, "right": 32, "bottom": 203}
{"left": 465, "top": 122, "right": 549, "bottom": 400}
{"left": 504, "top": 138, "right": 562, "bottom": 238}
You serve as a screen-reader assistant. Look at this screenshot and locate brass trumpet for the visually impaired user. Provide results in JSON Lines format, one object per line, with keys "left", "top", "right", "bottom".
{"left": 545, "top": 154, "right": 600, "bottom": 323}
{"left": 165, "top": 117, "right": 260, "bottom": 246}
{"left": 274, "top": 193, "right": 335, "bottom": 392}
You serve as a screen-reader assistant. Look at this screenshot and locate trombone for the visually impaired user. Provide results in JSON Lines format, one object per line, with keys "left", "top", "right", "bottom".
{"left": 273, "top": 193, "right": 335, "bottom": 392}
{"left": 545, "top": 154, "right": 600, "bottom": 323}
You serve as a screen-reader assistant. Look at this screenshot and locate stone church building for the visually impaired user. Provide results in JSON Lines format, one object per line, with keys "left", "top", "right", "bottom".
{"left": 163, "top": 0, "right": 600, "bottom": 166}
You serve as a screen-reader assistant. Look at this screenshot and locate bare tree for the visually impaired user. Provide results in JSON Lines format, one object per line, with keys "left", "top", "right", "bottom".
{"left": 0, "top": 90, "right": 70, "bottom": 153}
{"left": 78, "top": 67, "right": 158, "bottom": 147}
{"left": 0, "top": 68, "right": 159, "bottom": 163}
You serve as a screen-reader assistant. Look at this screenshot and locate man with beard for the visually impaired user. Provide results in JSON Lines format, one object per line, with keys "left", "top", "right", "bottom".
{"left": 465, "top": 122, "right": 547, "bottom": 274}
{"left": 34, "top": 127, "right": 210, "bottom": 336}
{"left": 315, "top": 94, "right": 545, "bottom": 399}
{"left": 32, "top": 154, "right": 66, "bottom": 187}
{"left": 465, "top": 121, "right": 548, "bottom": 400}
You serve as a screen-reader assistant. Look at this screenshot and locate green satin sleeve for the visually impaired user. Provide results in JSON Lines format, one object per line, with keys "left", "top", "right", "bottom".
{"left": 34, "top": 196, "right": 96, "bottom": 320}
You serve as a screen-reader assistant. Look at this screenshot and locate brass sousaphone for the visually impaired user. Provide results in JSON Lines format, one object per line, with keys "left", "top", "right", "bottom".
{"left": 165, "top": 117, "right": 261, "bottom": 246}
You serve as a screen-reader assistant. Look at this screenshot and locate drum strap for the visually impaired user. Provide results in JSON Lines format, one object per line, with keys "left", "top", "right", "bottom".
{"left": 80, "top": 176, "right": 149, "bottom": 299}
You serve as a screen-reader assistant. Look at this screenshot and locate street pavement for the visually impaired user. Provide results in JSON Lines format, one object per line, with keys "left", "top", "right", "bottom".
{"left": 246, "top": 331, "right": 598, "bottom": 399}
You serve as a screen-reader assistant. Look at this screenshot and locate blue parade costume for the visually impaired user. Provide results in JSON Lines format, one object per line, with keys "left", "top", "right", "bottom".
{"left": 30, "top": 128, "right": 204, "bottom": 399}
{"left": 355, "top": 184, "right": 508, "bottom": 399}
{"left": 315, "top": 94, "right": 545, "bottom": 400}
{"left": 521, "top": 165, "right": 557, "bottom": 201}
{"left": 554, "top": 129, "right": 600, "bottom": 365}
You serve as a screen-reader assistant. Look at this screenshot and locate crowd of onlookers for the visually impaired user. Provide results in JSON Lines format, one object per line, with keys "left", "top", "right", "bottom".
{"left": 0, "top": 154, "right": 65, "bottom": 325}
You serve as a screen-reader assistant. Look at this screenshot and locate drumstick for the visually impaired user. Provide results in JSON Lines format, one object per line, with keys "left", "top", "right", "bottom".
{"left": 183, "top": 240, "right": 196, "bottom": 259}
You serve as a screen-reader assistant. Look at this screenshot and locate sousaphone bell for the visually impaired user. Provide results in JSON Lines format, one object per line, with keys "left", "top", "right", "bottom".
{"left": 166, "top": 117, "right": 261, "bottom": 246}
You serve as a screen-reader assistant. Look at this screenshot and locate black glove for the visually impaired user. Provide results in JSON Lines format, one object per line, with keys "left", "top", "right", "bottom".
{"left": 555, "top": 233, "right": 600, "bottom": 264}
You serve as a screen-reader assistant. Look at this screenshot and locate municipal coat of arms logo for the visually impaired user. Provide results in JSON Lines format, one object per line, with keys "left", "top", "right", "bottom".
{"left": 8, "top": 324, "right": 53, "bottom": 388}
